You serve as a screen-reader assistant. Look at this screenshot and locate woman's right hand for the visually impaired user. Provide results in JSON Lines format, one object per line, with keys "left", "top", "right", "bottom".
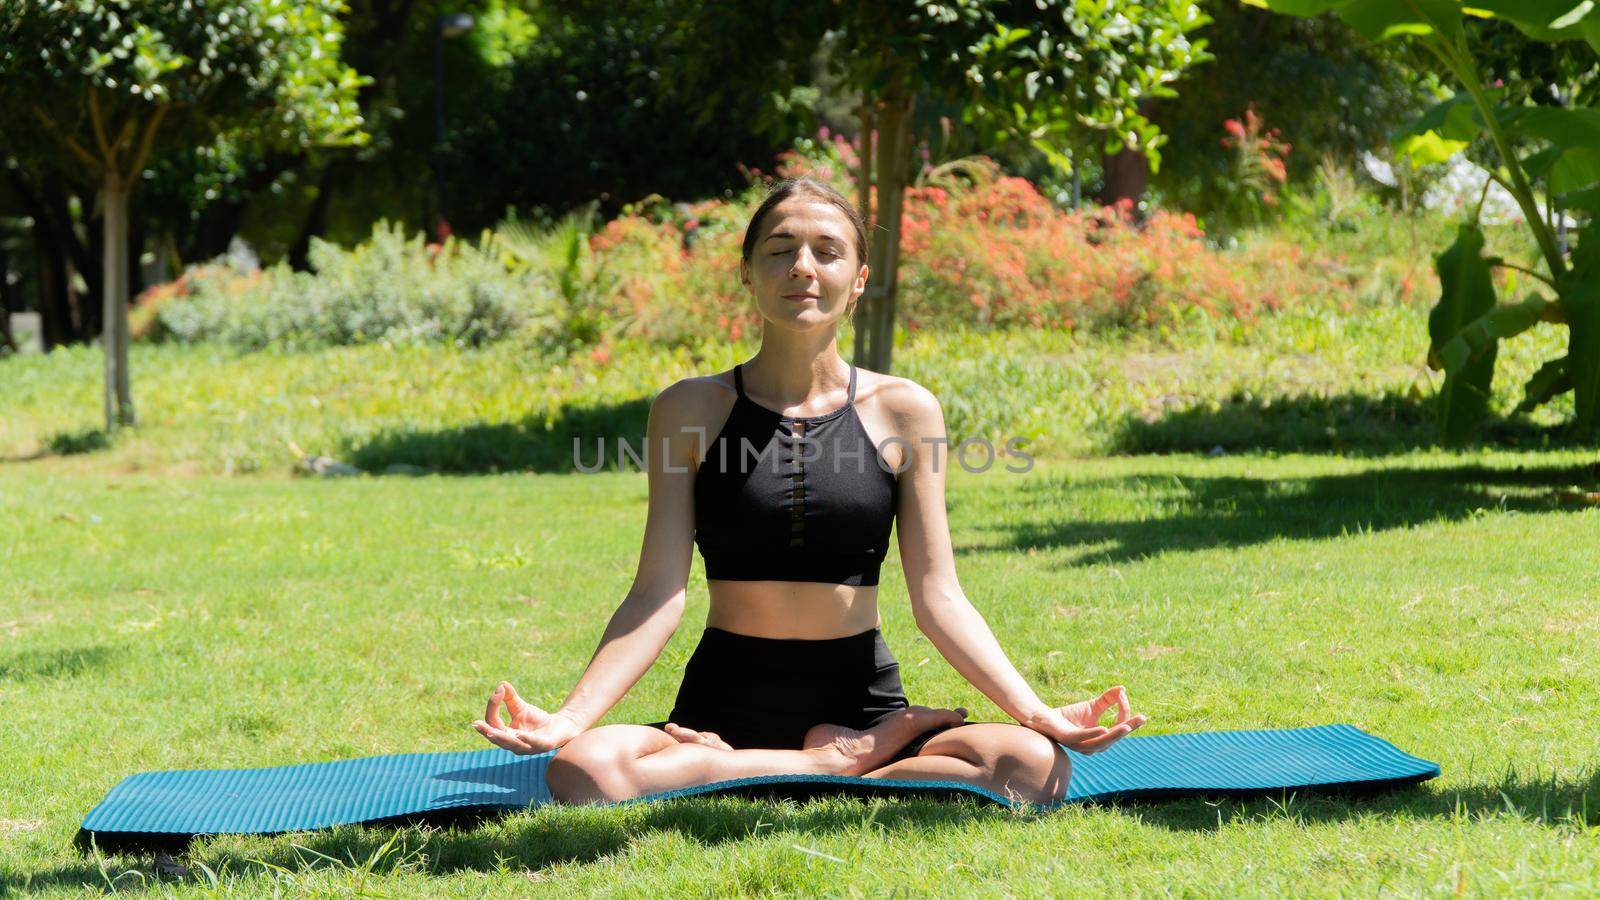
{"left": 471, "top": 681, "right": 585, "bottom": 754}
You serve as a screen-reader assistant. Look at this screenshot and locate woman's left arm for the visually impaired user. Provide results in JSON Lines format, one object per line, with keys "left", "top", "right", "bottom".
{"left": 889, "top": 381, "right": 1145, "bottom": 753}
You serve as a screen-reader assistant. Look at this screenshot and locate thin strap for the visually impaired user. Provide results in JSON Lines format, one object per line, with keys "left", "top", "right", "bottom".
{"left": 846, "top": 364, "right": 857, "bottom": 405}
{"left": 733, "top": 364, "right": 746, "bottom": 399}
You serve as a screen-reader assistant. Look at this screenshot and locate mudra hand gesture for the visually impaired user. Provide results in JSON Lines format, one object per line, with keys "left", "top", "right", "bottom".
{"left": 1024, "top": 685, "right": 1147, "bottom": 754}
{"left": 471, "top": 681, "right": 583, "bottom": 754}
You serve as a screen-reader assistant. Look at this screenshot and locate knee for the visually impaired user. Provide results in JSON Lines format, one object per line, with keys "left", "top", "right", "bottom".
{"left": 991, "top": 728, "right": 1071, "bottom": 805}
{"left": 547, "top": 729, "right": 634, "bottom": 804}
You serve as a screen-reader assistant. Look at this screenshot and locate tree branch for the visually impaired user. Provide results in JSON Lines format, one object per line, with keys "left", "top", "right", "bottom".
{"left": 31, "top": 106, "right": 102, "bottom": 171}
{"left": 1491, "top": 260, "right": 1556, "bottom": 287}
{"left": 87, "top": 86, "right": 115, "bottom": 166}
{"left": 111, "top": 111, "right": 138, "bottom": 163}
{"left": 126, "top": 104, "right": 170, "bottom": 180}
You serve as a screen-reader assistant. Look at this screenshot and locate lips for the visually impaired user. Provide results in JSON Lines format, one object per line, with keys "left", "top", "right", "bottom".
{"left": 782, "top": 293, "right": 820, "bottom": 301}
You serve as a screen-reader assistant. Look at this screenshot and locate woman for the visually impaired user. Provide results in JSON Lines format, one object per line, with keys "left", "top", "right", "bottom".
{"left": 472, "top": 177, "right": 1146, "bottom": 805}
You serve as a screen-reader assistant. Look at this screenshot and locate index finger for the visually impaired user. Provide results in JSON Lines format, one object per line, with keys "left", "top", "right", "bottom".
{"left": 484, "top": 683, "right": 507, "bottom": 729}
{"left": 1114, "top": 685, "right": 1131, "bottom": 726}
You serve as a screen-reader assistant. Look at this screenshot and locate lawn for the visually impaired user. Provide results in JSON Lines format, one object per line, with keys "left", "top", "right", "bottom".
{"left": 4, "top": 441, "right": 1599, "bottom": 895}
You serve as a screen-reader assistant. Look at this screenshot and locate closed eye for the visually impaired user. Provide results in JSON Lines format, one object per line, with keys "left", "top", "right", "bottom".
{"left": 770, "top": 246, "right": 842, "bottom": 259}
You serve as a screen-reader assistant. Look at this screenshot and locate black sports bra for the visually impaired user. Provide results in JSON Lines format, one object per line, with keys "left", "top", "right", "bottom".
{"left": 693, "top": 363, "right": 899, "bottom": 586}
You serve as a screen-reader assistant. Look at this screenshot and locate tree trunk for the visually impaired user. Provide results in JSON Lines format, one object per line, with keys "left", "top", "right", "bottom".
{"left": 0, "top": 243, "right": 15, "bottom": 354}
{"left": 865, "top": 80, "right": 914, "bottom": 374}
{"left": 8, "top": 170, "right": 85, "bottom": 345}
{"left": 852, "top": 101, "right": 875, "bottom": 367}
{"left": 102, "top": 174, "right": 134, "bottom": 429}
{"left": 1099, "top": 102, "right": 1155, "bottom": 212}
{"left": 76, "top": 184, "right": 106, "bottom": 340}
{"left": 289, "top": 162, "right": 339, "bottom": 271}
{"left": 32, "top": 219, "right": 73, "bottom": 350}
{"left": 1099, "top": 144, "right": 1149, "bottom": 210}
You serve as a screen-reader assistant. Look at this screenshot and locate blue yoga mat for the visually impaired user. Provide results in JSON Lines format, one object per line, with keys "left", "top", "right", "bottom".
{"left": 79, "top": 724, "right": 1439, "bottom": 853}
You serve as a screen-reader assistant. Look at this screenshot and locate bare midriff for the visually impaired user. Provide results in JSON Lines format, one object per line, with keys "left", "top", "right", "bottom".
{"left": 705, "top": 580, "right": 882, "bottom": 640}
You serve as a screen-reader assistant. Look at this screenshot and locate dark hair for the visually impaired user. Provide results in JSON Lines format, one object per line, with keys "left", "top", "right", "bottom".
{"left": 740, "top": 177, "right": 869, "bottom": 268}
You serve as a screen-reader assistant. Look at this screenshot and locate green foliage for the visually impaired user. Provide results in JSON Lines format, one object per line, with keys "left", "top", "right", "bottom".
{"left": 0, "top": 0, "right": 367, "bottom": 173}
{"left": 1149, "top": 1, "right": 1428, "bottom": 223}
{"left": 1426, "top": 225, "right": 1500, "bottom": 442}
{"left": 494, "top": 207, "right": 628, "bottom": 353}
{"left": 957, "top": 0, "right": 1213, "bottom": 173}
{"left": 435, "top": 6, "right": 784, "bottom": 228}
{"left": 1247, "top": 0, "right": 1600, "bottom": 438}
{"left": 1559, "top": 237, "right": 1600, "bottom": 432}
{"left": 149, "top": 222, "right": 548, "bottom": 350}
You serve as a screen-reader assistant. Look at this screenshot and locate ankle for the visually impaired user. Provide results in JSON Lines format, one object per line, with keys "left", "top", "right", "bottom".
{"left": 804, "top": 743, "right": 858, "bottom": 776}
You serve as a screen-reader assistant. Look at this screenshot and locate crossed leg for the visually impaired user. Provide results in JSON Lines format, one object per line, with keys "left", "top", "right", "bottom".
{"left": 861, "top": 723, "right": 1071, "bottom": 806}
{"left": 545, "top": 711, "right": 1068, "bottom": 807}
{"left": 546, "top": 706, "right": 962, "bottom": 804}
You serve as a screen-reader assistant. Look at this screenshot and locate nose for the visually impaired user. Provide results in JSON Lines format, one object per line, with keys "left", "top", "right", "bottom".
{"left": 789, "top": 245, "right": 817, "bottom": 278}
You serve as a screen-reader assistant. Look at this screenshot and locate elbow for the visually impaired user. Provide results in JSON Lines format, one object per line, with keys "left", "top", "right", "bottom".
{"left": 651, "top": 588, "right": 688, "bottom": 622}
{"left": 621, "top": 587, "right": 687, "bottom": 627}
{"left": 910, "top": 585, "right": 967, "bottom": 634}
{"left": 909, "top": 593, "right": 947, "bottom": 635}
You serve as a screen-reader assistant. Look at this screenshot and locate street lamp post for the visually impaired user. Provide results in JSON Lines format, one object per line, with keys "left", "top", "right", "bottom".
{"left": 434, "top": 13, "right": 475, "bottom": 241}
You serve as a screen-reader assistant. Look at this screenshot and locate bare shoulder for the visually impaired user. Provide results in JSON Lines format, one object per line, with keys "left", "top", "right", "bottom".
{"left": 856, "top": 367, "right": 943, "bottom": 429}
{"left": 650, "top": 370, "right": 738, "bottom": 434}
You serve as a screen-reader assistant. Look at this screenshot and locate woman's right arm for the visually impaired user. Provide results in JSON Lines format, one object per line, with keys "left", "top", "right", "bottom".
{"left": 473, "top": 379, "right": 703, "bottom": 752}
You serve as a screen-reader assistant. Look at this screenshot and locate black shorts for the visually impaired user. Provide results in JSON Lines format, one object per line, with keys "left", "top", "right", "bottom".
{"left": 649, "top": 626, "right": 959, "bottom": 764}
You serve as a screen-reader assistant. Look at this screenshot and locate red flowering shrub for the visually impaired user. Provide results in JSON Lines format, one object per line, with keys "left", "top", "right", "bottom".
{"left": 587, "top": 195, "right": 757, "bottom": 344}
{"left": 1214, "top": 106, "right": 1293, "bottom": 228}
{"left": 898, "top": 166, "right": 1333, "bottom": 331}
{"left": 577, "top": 143, "right": 1425, "bottom": 345}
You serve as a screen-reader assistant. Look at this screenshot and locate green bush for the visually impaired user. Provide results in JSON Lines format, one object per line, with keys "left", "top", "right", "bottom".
{"left": 149, "top": 222, "right": 553, "bottom": 351}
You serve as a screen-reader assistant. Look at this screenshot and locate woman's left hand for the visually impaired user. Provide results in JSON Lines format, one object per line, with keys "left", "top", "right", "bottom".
{"left": 1022, "top": 685, "right": 1147, "bottom": 754}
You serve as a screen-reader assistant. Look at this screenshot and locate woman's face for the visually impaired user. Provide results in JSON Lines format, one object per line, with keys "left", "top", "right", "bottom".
{"left": 741, "top": 198, "right": 868, "bottom": 332}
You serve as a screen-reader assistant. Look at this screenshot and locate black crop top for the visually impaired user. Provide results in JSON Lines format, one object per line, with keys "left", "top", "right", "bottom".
{"left": 693, "top": 363, "right": 899, "bottom": 586}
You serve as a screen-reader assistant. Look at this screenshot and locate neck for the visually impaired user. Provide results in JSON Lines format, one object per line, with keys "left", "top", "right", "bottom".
{"left": 745, "top": 326, "right": 850, "bottom": 404}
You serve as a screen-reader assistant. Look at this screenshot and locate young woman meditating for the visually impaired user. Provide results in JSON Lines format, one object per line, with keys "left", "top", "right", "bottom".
{"left": 472, "top": 177, "right": 1146, "bottom": 805}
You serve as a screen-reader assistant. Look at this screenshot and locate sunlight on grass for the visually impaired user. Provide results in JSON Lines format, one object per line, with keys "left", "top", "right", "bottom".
{"left": 3, "top": 450, "right": 1599, "bottom": 894}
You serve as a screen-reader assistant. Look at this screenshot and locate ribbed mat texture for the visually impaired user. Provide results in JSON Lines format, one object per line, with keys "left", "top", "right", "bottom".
{"left": 80, "top": 724, "right": 1438, "bottom": 851}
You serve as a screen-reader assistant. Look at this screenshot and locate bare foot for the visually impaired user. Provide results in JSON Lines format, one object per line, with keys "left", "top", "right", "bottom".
{"left": 663, "top": 722, "right": 734, "bottom": 751}
{"left": 802, "top": 706, "right": 966, "bottom": 776}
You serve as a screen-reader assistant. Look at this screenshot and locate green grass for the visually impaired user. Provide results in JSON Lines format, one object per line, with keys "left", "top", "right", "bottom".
{"left": 4, "top": 449, "right": 1600, "bottom": 895}
{"left": 4, "top": 275, "right": 1599, "bottom": 893}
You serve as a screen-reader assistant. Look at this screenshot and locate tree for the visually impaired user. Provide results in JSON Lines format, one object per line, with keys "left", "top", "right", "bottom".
{"left": 1147, "top": 0, "right": 1428, "bottom": 228}
{"left": 1246, "top": 1, "right": 1600, "bottom": 440}
{"left": 664, "top": 0, "right": 1209, "bottom": 373}
{"left": 0, "top": 0, "right": 366, "bottom": 429}
{"left": 436, "top": 8, "right": 785, "bottom": 228}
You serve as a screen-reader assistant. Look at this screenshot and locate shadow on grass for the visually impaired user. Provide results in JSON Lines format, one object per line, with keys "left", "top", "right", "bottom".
{"left": 968, "top": 460, "right": 1600, "bottom": 567}
{"left": 1112, "top": 391, "right": 1579, "bottom": 456}
{"left": 0, "top": 427, "right": 114, "bottom": 463}
{"left": 22, "top": 771, "right": 1599, "bottom": 891}
{"left": 45, "top": 427, "right": 112, "bottom": 455}
{"left": 1125, "top": 767, "right": 1600, "bottom": 834}
{"left": 0, "top": 644, "right": 125, "bottom": 683}
{"left": 343, "top": 397, "right": 652, "bottom": 475}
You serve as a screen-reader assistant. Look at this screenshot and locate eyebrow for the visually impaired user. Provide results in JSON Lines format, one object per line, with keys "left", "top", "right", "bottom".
{"left": 764, "top": 231, "right": 846, "bottom": 245}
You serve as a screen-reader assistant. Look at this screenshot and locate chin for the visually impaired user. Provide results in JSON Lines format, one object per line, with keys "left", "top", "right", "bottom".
{"left": 764, "top": 310, "right": 840, "bottom": 333}
{"left": 758, "top": 302, "right": 840, "bottom": 331}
